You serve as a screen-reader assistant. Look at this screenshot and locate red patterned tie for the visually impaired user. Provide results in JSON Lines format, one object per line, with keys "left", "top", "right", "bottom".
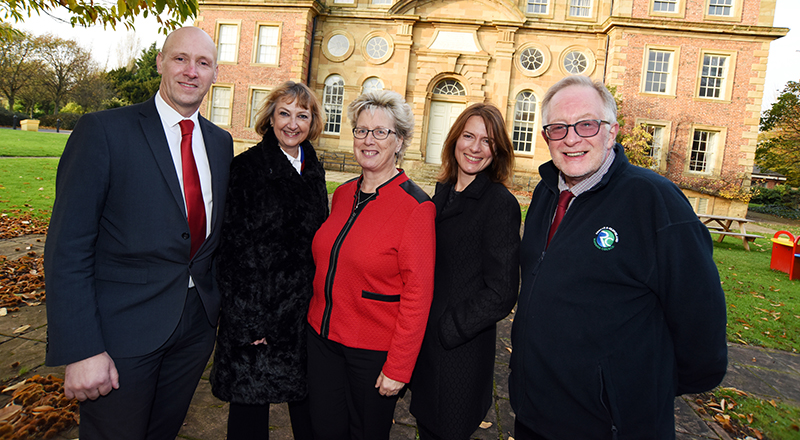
{"left": 179, "top": 119, "right": 206, "bottom": 259}
{"left": 547, "top": 190, "right": 574, "bottom": 248}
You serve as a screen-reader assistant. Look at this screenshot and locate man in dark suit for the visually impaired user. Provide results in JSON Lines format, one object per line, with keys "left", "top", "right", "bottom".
{"left": 44, "top": 26, "right": 233, "bottom": 439}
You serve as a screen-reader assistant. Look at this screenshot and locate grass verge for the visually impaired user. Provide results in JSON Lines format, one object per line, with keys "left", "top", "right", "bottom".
{"left": 0, "top": 129, "right": 68, "bottom": 157}
{"left": 713, "top": 238, "right": 799, "bottom": 353}
{"left": 693, "top": 388, "right": 800, "bottom": 439}
{"left": 0, "top": 158, "right": 58, "bottom": 218}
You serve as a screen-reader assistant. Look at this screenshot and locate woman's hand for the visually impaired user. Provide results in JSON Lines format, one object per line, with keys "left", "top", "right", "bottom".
{"left": 375, "top": 371, "right": 405, "bottom": 397}
{"left": 251, "top": 338, "right": 268, "bottom": 345}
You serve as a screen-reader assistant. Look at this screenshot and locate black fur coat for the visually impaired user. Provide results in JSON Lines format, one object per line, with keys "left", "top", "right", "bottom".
{"left": 210, "top": 129, "right": 328, "bottom": 404}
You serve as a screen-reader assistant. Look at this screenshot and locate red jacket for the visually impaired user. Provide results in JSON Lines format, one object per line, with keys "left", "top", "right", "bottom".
{"left": 308, "top": 171, "right": 435, "bottom": 383}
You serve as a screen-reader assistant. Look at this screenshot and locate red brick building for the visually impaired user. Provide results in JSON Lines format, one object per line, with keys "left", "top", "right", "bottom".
{"left": 195, "top": 0, "right": 788, "bottom": 216}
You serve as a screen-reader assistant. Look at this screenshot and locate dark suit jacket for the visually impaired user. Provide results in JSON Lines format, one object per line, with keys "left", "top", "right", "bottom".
{"left": 44, "top": 96, "right": 233, "bottom": 366}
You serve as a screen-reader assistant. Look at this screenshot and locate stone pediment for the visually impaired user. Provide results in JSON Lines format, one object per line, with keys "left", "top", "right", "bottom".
{"left": 390, "top": 0, "right": 525, "bottom": 25}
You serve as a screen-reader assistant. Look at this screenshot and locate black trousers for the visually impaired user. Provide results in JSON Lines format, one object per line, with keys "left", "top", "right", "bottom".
{"left": 227, "top": 397, "right": 314, "bottom": 440}
{"left": 514, "top": 418, "right": 550, "bottom": 440}
{"left": 306, "top": 325, "right": 400, "bottom": 440}
{"left": 79, "top": 288, "right": 216, "bottom": 440}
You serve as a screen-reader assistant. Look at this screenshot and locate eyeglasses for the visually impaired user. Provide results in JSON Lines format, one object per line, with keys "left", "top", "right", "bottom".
{"left": 353, "top": 127, "right": 396, "bottom": 140}
{"left": 542, "top": 119, "right": 610, "bottom": 141}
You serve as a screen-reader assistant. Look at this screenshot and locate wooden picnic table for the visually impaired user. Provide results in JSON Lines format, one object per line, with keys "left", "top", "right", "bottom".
{"left": 697, "top": 214, "right": 763, "bottom": 251}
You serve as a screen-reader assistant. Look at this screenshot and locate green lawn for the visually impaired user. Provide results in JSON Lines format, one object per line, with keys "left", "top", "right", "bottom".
{"left": 713, "top": 237, "right": 800, "bottom": 353}
{"left": 0, "top": 157, "right": 58, "bottom": 217}
{"left": 0, "top": 129, "right": 68, "bottom": 157}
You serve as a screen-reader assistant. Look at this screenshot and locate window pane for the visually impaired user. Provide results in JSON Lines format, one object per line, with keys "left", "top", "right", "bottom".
{"left": 653, "top": 0, "right": 677, "bottom": 12}
{"left": 527, "top": 0, "right": 548, "bottom": 14}
{"left": 520, "top": 47, "right": 544, "bottom": 72}
{"left": 323, "top": 76, "right": 345, "bottom": 134}
{"left": 433, "top": 79, "right": 465, "bottom": 96}
{"left": 708, "top": 0, "right": 733, "bottom": 16}
{"left": 362, "top": 77, "right": 384, "bottom": 94}
{"left": 256, "top": 26, "right": 279, "bottom": 65}
{"left": 513, "top": 91, "right": 537, "bottom": 153}
{"left": 644, "top": 50, "right": 671, "bottom": 93}
{"left": 366, "top": 37, "right": 389, "bottom": 59}
{"left": 563, "top": 51, "right": 588, "bottom": 74}
{"left": 211, "top": 87, "right": 231, "bottom": 125}
{"left": 569, "top": 0, "right": 591, "bottom": 17}
{"left": 217, "top": 25, "right": 237, "bottom": 62}
{"left": 698, "top": 55, "right": 726, "bottom": 98}
{"left": 689, "top": 130, "right": 714, "bottom": 173}
{"left": 372, "top": 0, "right": 392, "bottom": 4}
{"left": 250, "top": 90, "right": 269, "bottom": 128}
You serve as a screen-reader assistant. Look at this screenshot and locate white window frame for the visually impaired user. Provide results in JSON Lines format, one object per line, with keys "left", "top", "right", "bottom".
{"left": 253, "top": 24, "right": 281, "bottom": 66}
{"left": 323, "top": 75, "right": 345, "bottom": 135}
{"left": 685, "top": 125, "right": 726, "bottom": 177}
{"left": 704, "top": 0, "right": 742, "bottom": 21}
{"left": 526, "top": 0, "right": 549, "bottom": 15}
{"left": 512, "top": 90, "right": 538, "bottom": 154}
{"left": 362, "top": 77, "right": 384, "bottom": 94}
{"left": 694, "top": 49, "right": 736, "bottom": 102}
{"left": 650, "top": 0, "right": 685, "bottom": 18}
{"left": 210, "top": 85, "right": 233, "bottom": 127}
{"left": 640, "top": 46, "right": 679, "bottom": 97}
{"left": 215, "top": 23, "right": 239, "bottom": 64}
{"left": 248, "top": 88, "right": 270, "bottom": 129}
{"left": 636, "top": 119, "right": 671, "bottom": 173}
{"left": 568, "top": 0, "right": 592, "bottom": 19}
{"left": 707, "top": 0, "right": 733, "bottom": 16}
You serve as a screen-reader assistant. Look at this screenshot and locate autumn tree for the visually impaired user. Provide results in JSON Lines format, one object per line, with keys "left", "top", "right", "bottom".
{"left": 757, "top": 81, "right": 800, "bottom": 186}
{"left": 0, "top": 26, "right": 42, "bottom": 110}
{"left": 72, "top": 70, "right": 114, "bottom": 113}
{"left": 0, "top": 0, "right": 197, "bottom": 41}
{"left": 36, "top": 34, "right": 93, "bottom": 114}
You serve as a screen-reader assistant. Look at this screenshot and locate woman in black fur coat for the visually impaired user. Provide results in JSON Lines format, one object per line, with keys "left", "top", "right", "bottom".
{"left": 210, "top": 81, "right": 328, "bottom": 440}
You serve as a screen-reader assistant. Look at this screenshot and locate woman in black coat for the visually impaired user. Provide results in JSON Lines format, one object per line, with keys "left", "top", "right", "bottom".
{"left": 410, "top": 103, "right": 521, "bottom": 440}
{"left": 210, "top": 81, "right": 328, "bottom": 440}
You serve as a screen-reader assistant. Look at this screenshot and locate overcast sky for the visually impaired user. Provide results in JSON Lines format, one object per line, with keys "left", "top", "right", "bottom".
{"left": 13, "top": 0, "right": 800, "bottom": 113}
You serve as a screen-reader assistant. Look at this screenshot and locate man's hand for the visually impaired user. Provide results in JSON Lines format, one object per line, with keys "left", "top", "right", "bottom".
{"left": 375, "top": 371, "right": 405, "bottom": 397}
{"left": 64, "top": 352, "right": 120, "bottom": 401}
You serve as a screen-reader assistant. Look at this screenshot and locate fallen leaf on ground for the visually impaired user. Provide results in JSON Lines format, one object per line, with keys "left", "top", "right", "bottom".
{"left": 479, "top": 421, "right": 492, "bottom": 429}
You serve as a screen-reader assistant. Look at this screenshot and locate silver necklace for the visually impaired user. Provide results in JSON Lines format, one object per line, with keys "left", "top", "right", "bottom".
{"left": 354, "top": 191, "right": 376, "bottom": 211}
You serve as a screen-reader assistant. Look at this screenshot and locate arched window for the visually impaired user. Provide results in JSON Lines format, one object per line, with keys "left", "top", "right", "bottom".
{"left": 323, "top": 75, "right": 345, "bottom": 134}
{"left": 513, "top": 91, "right": 537, "bottom": 152}
{"left": 433, "top": 79, "right": 465, "bottom": 96}
{"left": 362, "top": 77, "right": 384, "bottom": 94}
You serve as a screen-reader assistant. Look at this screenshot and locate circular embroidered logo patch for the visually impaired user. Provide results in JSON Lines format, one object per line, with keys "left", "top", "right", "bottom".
{"left": 594, "top": 227, "right": 618, "bottom": 251}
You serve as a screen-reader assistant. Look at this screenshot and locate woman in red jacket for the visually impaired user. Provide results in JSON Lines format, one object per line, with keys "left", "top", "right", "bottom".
{"left": 306, "top": 90, "right": 436, "bottom": 440}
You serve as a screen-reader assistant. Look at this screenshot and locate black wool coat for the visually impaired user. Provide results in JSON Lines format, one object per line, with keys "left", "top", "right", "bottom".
{"left": 210, "top": 129, "right": 328, "bottom": 404}
{"left": 410, "top": 172, "right": 520, "bottom": 439}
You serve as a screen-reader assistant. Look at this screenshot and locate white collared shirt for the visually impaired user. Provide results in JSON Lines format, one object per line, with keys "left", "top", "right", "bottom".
{"left": 154, "top": 90, "right": 213, "bottom": 239}
{"left": 280, "top": 146, "right": 303, "bottom": 175}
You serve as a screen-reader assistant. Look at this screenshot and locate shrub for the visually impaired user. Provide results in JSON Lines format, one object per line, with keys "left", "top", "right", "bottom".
{"left": 748, "top": 204, "right": 800, "bottom": 220}
{"left": 0, "top": 107, "right": 31, "bottom": 127}
{"left": 39, "top": 113, "right": 81, "bottom": 130}
{"left": 750, "top": 184, "right": 800, "bottom": 208}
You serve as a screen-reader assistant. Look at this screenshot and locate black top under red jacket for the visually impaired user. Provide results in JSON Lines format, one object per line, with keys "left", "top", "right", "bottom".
{"left": 510, "top": 144, "right": 727, "bottom": 440}
{"left": 308, "top": 170, "right": 436, "bottom": 383}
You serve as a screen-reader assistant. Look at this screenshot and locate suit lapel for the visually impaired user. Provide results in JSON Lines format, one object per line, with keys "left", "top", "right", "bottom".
{"left": 199, "top": 116, "right": 226, "bottom": 233}
{"left": 139, "top": 98, "right": 186, "bottom": 215}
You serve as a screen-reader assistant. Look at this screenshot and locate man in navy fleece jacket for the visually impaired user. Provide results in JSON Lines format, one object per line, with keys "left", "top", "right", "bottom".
{"left": 509, "top": 75, "right": 727, "bottom": 440}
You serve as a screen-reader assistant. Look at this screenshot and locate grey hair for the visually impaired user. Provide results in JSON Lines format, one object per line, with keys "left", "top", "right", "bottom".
{"left": 347, "top": 90, "right": 414, "bottom": 158}
{"left": 541, "top": 76, "right": 617, "bottom": 125}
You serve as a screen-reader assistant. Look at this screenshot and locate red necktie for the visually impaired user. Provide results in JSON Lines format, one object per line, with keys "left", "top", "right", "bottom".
{"left": 547, "top": 190, "right": 574, "bottom": 247}
{"left": 179, "top": 119, "right": 206, "bottom": 259}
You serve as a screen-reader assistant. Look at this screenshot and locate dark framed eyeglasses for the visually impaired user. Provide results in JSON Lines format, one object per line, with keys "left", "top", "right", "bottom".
{"left": 353, "top": 127, "right": 396, "bottom": 140}
{"left": 542, "top": 119, "right": 610, "bottom": 141}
